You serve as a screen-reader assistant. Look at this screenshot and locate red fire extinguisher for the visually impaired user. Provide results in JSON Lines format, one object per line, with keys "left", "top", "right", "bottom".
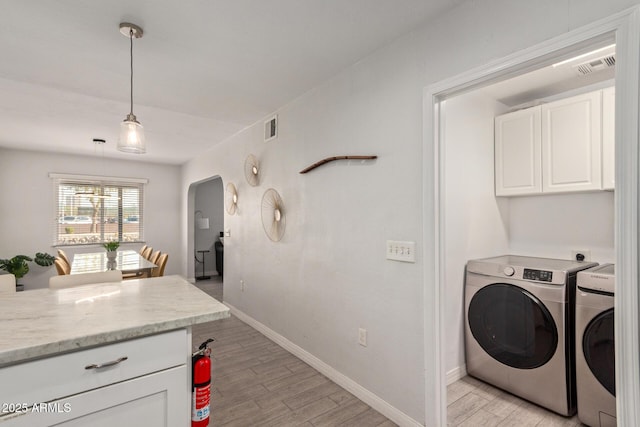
{"left": 192, "top": 338, "right": 214, "bottom": 427}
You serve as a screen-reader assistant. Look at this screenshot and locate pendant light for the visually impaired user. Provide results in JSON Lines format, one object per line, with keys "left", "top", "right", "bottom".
{"left": 75, "top": 139, "right": 117, "bottom": 199}
{"left": 118, "top": 23, "right": 146, "bottom": 154}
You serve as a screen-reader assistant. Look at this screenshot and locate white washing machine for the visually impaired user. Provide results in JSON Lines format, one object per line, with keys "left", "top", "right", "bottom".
{"left": 465, "top": 255, "right": 597, "bottom": 416}
{"left": 576, "top": 264, "right": 616, "bottom": 427}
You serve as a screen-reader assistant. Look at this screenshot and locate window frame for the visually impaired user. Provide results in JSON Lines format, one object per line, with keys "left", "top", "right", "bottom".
{"left": 50, "top": 173, "right": 148, "bottom": 247}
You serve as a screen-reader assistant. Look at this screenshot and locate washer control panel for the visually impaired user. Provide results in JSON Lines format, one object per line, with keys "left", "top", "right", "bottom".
{"left": 503, "top": 266, "right": 515, "bottom": 276}
{"left": 523, "top": 268, "right": 553, "bottom": 282}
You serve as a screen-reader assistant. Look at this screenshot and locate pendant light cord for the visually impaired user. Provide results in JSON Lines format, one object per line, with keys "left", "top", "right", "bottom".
{"left": 129, "top": 28, "right": 134, "bottom": 115}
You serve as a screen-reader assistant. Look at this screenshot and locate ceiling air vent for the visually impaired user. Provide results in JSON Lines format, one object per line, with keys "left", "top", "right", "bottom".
{"left": 264, "top": 114, "right": 277, "bottom": 142}
{"left": 573, "top": 54, "right": 616, "bottom": 76}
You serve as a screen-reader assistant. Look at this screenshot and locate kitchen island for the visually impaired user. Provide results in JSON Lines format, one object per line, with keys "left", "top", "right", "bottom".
{"left": 0, "top": 275, "right": 229, "bottom": 426}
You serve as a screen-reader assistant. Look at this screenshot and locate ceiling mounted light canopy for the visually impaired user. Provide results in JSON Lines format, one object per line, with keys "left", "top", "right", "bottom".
{"left": 75, "top": 139, "right": 118, "bottom": 199}
{"left": 118, "top": 22, "right": 146, "bottom": 154}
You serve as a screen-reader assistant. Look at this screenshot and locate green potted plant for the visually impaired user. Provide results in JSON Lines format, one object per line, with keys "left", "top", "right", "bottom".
{"left": 0, "top": 252, "right": 55, "bottom": 290}
{"left": 102, "top": 241, "right": 120, "bottom": 261}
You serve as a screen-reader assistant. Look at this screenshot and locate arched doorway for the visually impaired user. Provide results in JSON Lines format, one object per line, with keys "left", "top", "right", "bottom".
{"left": 191, "top": 176, "right": 224, "bottom": 301}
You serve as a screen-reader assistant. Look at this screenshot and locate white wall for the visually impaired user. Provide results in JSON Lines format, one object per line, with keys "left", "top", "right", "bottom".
{"left": 443, "top": 92, "right": 511, "bottom": 378}
{"left": 194, "top": 177, "right": 223, "bottom": 277}
{"left": 509, "top": 192, "right": 615, "bottom": 262}
{"left": 0, "top": 148, "right": 181, "bottom": 289}
{"left": 180, "top": 0, "right": 638, "bottom": 424}
{"left": 182, "top": 31, "right": 426, "bottom": 421}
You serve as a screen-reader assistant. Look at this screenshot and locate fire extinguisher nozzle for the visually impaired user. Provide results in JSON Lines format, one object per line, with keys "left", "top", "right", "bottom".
{"left": 198, "top": 338, "right": 215, "bottom": 350}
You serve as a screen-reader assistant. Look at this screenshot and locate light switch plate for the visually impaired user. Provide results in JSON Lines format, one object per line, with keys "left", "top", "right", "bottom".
{"left": 386, "top": 240, "right": 416, "bottom": 263}
{"left": 358, "top": 328, "right": 367, "bottom": 347}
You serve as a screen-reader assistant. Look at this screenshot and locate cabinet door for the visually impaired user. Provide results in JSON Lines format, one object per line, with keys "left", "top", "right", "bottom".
{"left": 495, "top": 107, "right": 542, "bottom": 196}
{"left": 602, "top": 87, "right": 615, "bottom": 190}
{"left": 1, "top": 366, "right": 189, "bottom": 427}
{"left": 541, "top": 91, "right": 602, "bottom": 193}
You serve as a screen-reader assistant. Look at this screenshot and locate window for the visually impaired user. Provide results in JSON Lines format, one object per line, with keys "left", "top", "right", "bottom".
{"left": 51, "top": 174, "right": 147, "bottom": 246}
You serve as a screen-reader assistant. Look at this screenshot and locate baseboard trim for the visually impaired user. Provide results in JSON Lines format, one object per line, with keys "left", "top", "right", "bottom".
{"left": 225, "top": 303, "right": 423, "bottom": 427}
{"left": 446, "top": 365, "right": 467, "bottom": 385}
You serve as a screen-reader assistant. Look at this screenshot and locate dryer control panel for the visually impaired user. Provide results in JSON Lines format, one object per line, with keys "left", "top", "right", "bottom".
{"left": 523, "top": 268, "right": 553, "bottom": 282}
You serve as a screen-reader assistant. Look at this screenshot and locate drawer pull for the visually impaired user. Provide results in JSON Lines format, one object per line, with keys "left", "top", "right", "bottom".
{"left": 85, "top": 356, "right": 128, "bottom": 370}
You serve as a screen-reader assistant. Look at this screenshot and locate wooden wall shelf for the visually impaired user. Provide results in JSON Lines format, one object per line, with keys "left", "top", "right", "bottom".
{"left": 299, "top": 155, "right": 377, "bottom": 174}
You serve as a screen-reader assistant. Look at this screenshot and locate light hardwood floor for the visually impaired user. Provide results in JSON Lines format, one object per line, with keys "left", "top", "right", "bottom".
{"left": 194, "top": 277, "right": 585, "bottom": 426}
{"left": 447, "top": 376, "right": 582, "bottom": 426}
{"left": 193, "top": 277, "right": 397, "bottom": 426}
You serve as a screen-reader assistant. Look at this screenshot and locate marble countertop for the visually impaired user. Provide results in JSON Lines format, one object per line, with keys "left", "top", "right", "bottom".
{"left": 0, "top": 275, "right": 229, "bottom": 367}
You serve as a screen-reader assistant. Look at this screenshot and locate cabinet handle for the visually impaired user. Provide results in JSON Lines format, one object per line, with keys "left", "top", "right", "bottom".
{"left": 84, "top": 356, "right": 128, "bottom": 370}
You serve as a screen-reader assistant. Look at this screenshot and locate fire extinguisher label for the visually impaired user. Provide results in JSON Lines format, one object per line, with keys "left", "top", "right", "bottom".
{"left": 191, "top": 384, "right": 211, "bottom": 422}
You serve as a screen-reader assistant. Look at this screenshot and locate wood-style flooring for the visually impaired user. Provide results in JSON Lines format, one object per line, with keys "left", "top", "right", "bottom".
{"left": 192, "top": 277, "right": 397, "bottom": 427}
{"left": 194, "top": 277, "right": 585, "bottom": 426}
{"left": 447, "top": 375, "right": 582, "bottom": 426}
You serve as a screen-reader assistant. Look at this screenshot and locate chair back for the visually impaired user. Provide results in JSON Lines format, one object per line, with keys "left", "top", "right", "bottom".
{"left": 57, "top": 249, "right": 71, "bottom": 267}
{"left": 151, "top": 253, "right": 169, "bottom": 277}
{"left": 54, "top": 258, "right": 70, "bottom": 275}
{"left": 0, "top": 274, "right": 16, "bottom": 293}
{"left": 49, "top": 270, "right": 123, "bottom": 290}
{"left": 148, "top": 250, "right": 161, "bottom": 265}
{"left": 139, "top": 244, "right": 148, "bottom": 255}
{"left": 141, "top": 246, "right": 153, "bottom": 260}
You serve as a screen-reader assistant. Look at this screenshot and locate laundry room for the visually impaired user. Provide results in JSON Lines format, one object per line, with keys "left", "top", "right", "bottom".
{"left": 441, "top": 41, "right": 616, "bottom": 423}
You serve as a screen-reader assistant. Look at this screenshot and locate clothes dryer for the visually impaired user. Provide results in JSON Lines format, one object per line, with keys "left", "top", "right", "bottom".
{"left": 576, "top": 264, "right": 616, "bottom": 427}
{"left": 465, "top": 255, "right": 597, "bottom": 416}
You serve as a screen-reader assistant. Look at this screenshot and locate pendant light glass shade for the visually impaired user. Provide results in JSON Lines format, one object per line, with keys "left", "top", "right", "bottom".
{"left": 118, "top": 23, "right": 146, "bottom": 154}
{"left": 118, "top": 114, "right": 146, "bottom": 154}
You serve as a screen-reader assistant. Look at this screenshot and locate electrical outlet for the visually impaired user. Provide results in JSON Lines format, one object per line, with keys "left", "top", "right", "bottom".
{"left": 571, "top": 249, "right": 591, "bottom": 262}
{"left": 386, "top": 240, "right": 416, "bottom": 263}
{"left": 240, "top": 279, "right": 244, "bottom": 291}
{"left": 224, "top": 229, "right": 231, "bottom": 237}
{"left": 358, "top": 328, "right": 367, "bottom": 347}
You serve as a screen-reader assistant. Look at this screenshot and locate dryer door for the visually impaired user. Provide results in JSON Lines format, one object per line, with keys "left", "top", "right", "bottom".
{"left": 583, "top": 308, "right": 615, "bottom": 396}
{"left": 468, "top": 283, "right": 558, "bottom": 369}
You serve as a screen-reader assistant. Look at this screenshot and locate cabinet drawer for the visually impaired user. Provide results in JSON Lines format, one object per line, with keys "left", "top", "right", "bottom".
{"left": 0, "top": 366, "right": 188, "bottom": 427}
{"left": 0, "top": 329, "right": 187, "bottom": 409}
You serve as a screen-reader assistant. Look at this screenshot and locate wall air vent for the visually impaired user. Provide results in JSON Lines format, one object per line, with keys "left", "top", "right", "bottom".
{"left": 573, "top": 54, "right": 616, "bottom": 75}
{"left": 264, "top": 114, "right": 277, "bottom": 142}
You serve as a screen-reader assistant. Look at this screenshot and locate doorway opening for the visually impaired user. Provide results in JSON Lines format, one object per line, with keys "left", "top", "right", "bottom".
{"left": 191, "top": 176, "right": 224, "bottom": 301}
{"left": 425, "top": 9, "right": 640, "bottom": 427}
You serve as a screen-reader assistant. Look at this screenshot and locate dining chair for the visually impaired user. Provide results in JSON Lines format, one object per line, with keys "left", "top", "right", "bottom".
{"left": 54, "top": 258, "right": 70, "bottom": 275}
{"left": 49, "top": 270, "right": 123, "bottom": 289}
{"left": 151, "top": 253, "right": 169, "bottom": 277}
{"left": 141, "top": 246, "right": 153, "bottom": 260}
{"left": 125, "top": 250, "right": 161, "bottom": 280}
{"left": 57, "top": 249, "right": 71, "bottom": 268}
{"left": 0, "top": 274, "right": 16, "bottom": 293}
{"left": 57, "top": 255, "right": 71, "bottom": 274}
{"left": 148, "top": 250, "right": 161, "bottom": 265}
{"left": 139, "top": 244, "right": 148, "bottom": 255}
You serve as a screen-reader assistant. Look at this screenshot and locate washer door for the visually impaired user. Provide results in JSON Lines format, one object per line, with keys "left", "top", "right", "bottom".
{"left": 468, "top": 283, "right": 558, "bottom": 369}
{"left": 583, "top": 308, "right": 615, "bottom": 396}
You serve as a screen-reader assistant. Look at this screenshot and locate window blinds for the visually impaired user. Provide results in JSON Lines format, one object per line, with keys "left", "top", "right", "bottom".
{"left": 50, "top": 174, "right": 147, "bottom": 246}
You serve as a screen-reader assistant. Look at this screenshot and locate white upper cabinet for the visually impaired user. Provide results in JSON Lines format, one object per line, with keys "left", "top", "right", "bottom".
{"left": 541, "top": 91, "right": 602, "bottom": 193}
{"left": 602, "top": 86, "right": 615, "bottom": 190}
{"left": 495, "top": 107, "right": 542, "bottom": 196}
{"left": 495, "top": 88, "right": 611, "bottom": 196}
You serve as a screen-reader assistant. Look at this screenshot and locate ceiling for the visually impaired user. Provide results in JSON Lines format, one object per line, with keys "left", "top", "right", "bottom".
{"left": 478, "top": 43, "right": 616, "bottom": 108}
{"left": 0, "top": 0, "right": 466, "bottom": 164}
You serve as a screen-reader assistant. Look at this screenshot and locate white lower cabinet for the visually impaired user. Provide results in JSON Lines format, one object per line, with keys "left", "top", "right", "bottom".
{"left": 0, "top": 329, "right": 190, "bottom": 427}
{"left": 3, "top": 366, "right": 187, "bottom": 426}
